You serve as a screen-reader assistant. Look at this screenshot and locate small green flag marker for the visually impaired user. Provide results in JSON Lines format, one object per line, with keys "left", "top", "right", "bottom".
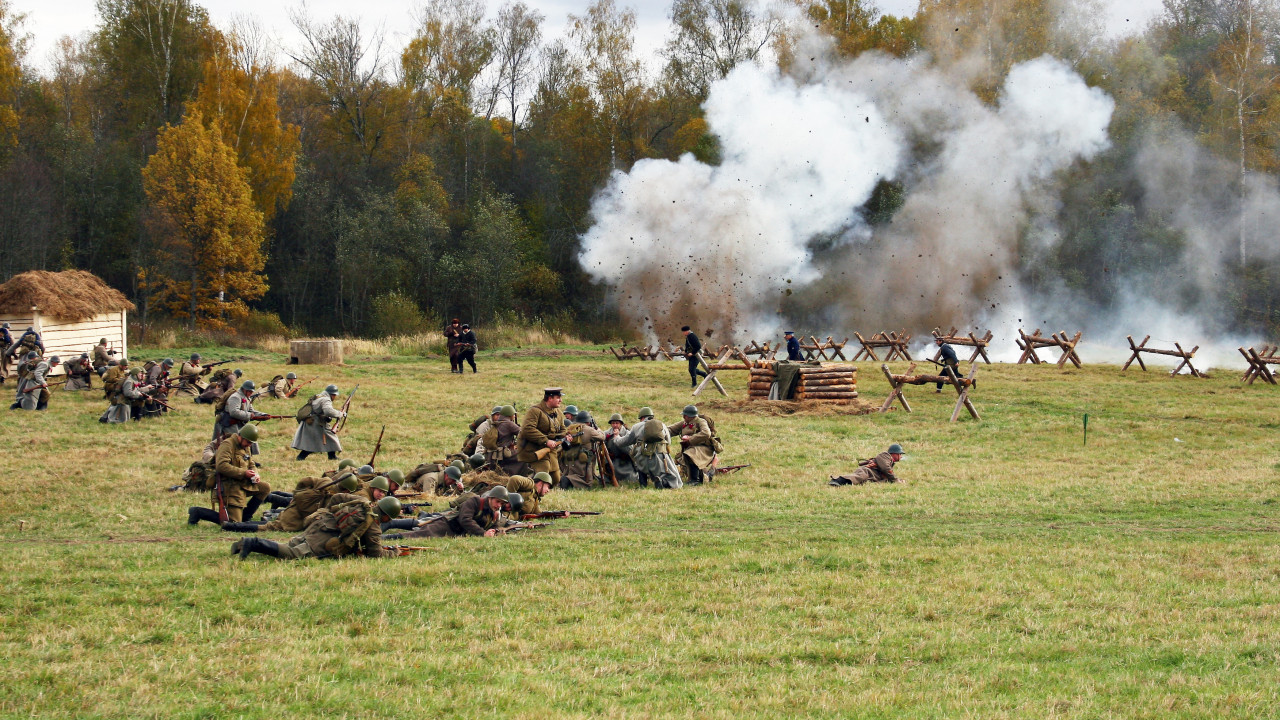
{"left": 1083, "top": 413, "right": 1089, "bottom": 445}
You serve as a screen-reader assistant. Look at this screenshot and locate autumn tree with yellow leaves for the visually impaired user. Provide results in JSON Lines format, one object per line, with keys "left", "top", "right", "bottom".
{"left": 142, "top": 109, "right": 267, "bottom": 330}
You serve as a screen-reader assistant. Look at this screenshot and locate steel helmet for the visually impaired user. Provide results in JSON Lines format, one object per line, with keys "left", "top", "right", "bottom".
{"left": 499, "top": 405, "right": 516, "bottom": 418}
{"left": 386, "top": 469, "right": 405, "bottom": 485}
{"left": 682, "top": 405, "right": 698, "bottom": 417}
{"left": 608, "top": 413, "right": 624, "bottom": 424}
{"left": 450, "top": 459, "right": 466, "bottom": 472}
{"left": 376, "top": 496, "right": 402, "bottom": 519}
{"left": 368, "top": 476, "right": 391, "bottom": 492}
{"left": 638, "top": 407, "right": 654, "bottom": 420}
{"left": 888, "top": 443, "right": 904, "bottom": 455}
{"left": 286, "top": 372, "right": 297, "bottom": 380}
{"left": 356, "top": 465, "right": 375, "bottom": 477}
{"left": 325, "top": 384, "right": 339, "bottom": 395}
{"left": 533, "top": 471, "right": 553, "bottom": 486}
{"left": 444, "top": 466, "right": 462, "bottom": 480}
{"left": 338, "top": 459, "right": 358, "bottom": 470}
{"left": 338, "top": 472, "right": 359, "bottom": 492}
{"left": 564, "top": 405, "right": 579, "bottom": 416}
{"left": 508, "top": 492, "right": 524, "bottom": 514}
{"left": 491, "top": 405, "right": 503, "bottom": 415}
{"left": 469, "top": 453, "right": 486, "bottom": 469}
{"left": 575, "top": 410, "right": 591, "bottom": 423}
{"left": 238, "top": 424, "right": 260, "bottom": 442}
{"left": 482, "top": 486, "right": 510, "bottom": 503}
{"left": 241, "top": 380, "right": 256, "bottom": 392}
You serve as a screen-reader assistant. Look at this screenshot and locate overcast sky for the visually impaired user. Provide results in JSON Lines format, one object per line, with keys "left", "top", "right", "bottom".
{"left": 14, "top": 0, "right": 1167, "bottom": 75}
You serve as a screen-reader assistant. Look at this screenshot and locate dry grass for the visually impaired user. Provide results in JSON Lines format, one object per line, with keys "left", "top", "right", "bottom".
{"left": 1, "top": 353, "right": 1279, "bottom": 718}
{"left": 0, "top": 270, "right": 134, "bottom": 320}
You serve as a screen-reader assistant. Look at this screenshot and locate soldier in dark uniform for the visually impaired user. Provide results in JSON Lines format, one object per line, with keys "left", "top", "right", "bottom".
{"left": 681, "top": 326, "right": 708, "bottom": 388}
{"left": 457, "top": 323, "right": 478, "bottom": 373}
{"left": 935, "top": 337, "right": 960, "bottom": 392}
{"left": 445, "top": 318, "right": 463, "bottom": 373}
{"left": 0, "top": 322, "right": 12, "bottom": 382}
{"left": 785, "top": 331, "right": 803, "bottom": 361}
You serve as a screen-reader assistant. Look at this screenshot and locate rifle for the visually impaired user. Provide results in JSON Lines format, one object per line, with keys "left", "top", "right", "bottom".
{"left": 534, "top": 430, "right": 584, "bottom": 461}
{"left": 595, "top": 438, "right": 619, "bottom": 488}
{"left": 401, "top": 502, "right": 433, "bottom": 513}
{"left": 715, "top": 463, "right": 751, "bottom": 475}
{"left": 391, "top": 545, "right": 438, "bottom": 556}
{"left": 286, "top": 376, "right": 318, "bottom": 399}
{"left": 214, "top": 477, "right": 229, "bottom": 523}
{"left": 203, "top": 360, "right": 232, "bottom": 370}
{"left": 496, "top": 522, "right": 550, "bottom": 534}
{"left": 520, "top": 511, "right": 601, "bottom": 520}
{"left": 334, "top": 384, "right": 359, "bottom": 434}
{"left": 250, "top": 414, "right": 290, "bottom": 421}
{"left": 368, "top": 425, "right": 386, "bottom": 467}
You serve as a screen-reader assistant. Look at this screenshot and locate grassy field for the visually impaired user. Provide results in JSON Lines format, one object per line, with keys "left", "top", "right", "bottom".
{"left": 1, "top": 347, "right": 1278, "bottom": 719}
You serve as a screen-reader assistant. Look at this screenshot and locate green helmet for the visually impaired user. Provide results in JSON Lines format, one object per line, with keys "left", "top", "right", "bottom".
{"left": 338, "top": 459, "right": 358, "bottom": 470}
{"left": 386, "top": 469, "right": 405, "bottom": 485}
{"left": 286, "top": 372, "right": 297, "bottom": 380}
{"left": 608, "top": 413, "right": 624, "bottom": 424}
{"left": 469, "top": 453, "right": 486, "bottom": 469}
{"left": 450, "top": 459, "right": 466, "bottom": 472}
{"left": 638, "top": 407, "right": 654, "bottom": 419}
{"left": 533, "top": 471, "right": 553, "bottom": 486}
{"left": 499, "top": 405, "right": 516, "bottom": 418}
{"left": 682, "top": 405, "right": 698, "bottom": 417}
{"left": 444, "top": 466, "right": 462, "bottom": 480}
{"left": 482, "top": 485, "right": 510, "bottom": 503}
{"left": 564, "top": 405, "right": 579, "bottom": 416}
{"left": 888, "top": 443, "right": 904, "bottom": 455}
{"left": 575, "top": 410, "right": 591, "bottom": 423}
{"left": 357, "top": 465, "right": 375, "bottom": 477}
{"left": 368, "top": 476, "right": 390, "bottom": 492}
{"left": 337, "top": 472, "right": 359, "bottom": 492}
{"left": 238, "top": 424, "right": 259, "bottom": 442}
{"left": 376, "top": 496, "right": 402, "bottom": 519}
{"left": 508, "top": 492, "right": 524, "bottom": 514}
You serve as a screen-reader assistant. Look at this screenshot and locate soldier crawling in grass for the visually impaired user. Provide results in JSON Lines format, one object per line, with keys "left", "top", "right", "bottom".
{"left": 829, "top": 443, "right": 904, "bottom": 486}
{"left": 232, "top": 494, "right": 403, "bottom": 560}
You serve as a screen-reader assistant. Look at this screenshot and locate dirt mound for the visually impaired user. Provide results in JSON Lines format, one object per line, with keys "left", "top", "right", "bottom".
{"left": 699, "top": 397, "right": 879, "bottom": 417}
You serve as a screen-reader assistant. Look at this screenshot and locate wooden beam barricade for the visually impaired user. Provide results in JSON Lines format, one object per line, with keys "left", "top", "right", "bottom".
{"left": 746, "top": 361, "right": 858, "bottom": 403}
{"left": 879, "top": 362, "right": 980, "bottom": 421}
{"left": 1122, "top": 335, "right": 1205, "bottom": 378}
{"left": 706, "top": 346, "right": 753, "bottom": 371}
{"left": 931, "top": 327, "right": 994, "bottom": 364}
{"left": 1238, "top": 345, "right": 1279, "bottom": 385}
{"left": 1015, "top": 329, "right": 1084, "bottom": 368}
{"left": 853, "top": 331, "right": 913, "bottom": 362}
{"left": 692, "top": 351, "right": 729, "bottom": 398}
{"left": 742, "top": 340, "right": 778, "bottom": 361}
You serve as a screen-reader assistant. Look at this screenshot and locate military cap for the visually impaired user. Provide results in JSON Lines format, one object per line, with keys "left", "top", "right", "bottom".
{"left": 444, "top": 466, "right": 462, "bottom": 480}
{"left": 368, "top": 476, "right": 391, "bottom": 492}
{"left": 682, "top": 405, "right": 698, "bottom": 417}
{"left": 286, "top": 372, "right": 297, "bottom": 380}
{"left": 888, "top": 443, "right": 904, "bottom": 455}
{"left": 499, "top": 405, "right": 516, "bottom": 418}
{"left": 533, "top": 471, "right": 553, "bottom": 486}
{"left": 462, "top": 323, "right": 470, "bottom": 329}
{"left": 238, "top": 424, "right": 260, "bottom": 442}
{"left": 241, "top": 380, "right": 256, "bottom": 392}
{"left": 608, "top": 413, "right": 624, "bottom": 424}
{"left": 638, "top": 407, "right": 654, "bottom": 419}
{"left": 376, "top": 496, "right": 402, "bottom": 520}
{"left": 543, "top": 387, "right": 563, "bottom": 397}
{"left": 784, "top": 331, "right": 794, "bottom": 336}
{"left": 325, "top": 384, "right": 339, "bottom": 395}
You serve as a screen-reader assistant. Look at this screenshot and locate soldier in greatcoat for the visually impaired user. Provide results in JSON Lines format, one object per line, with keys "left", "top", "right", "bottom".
{"left": 560, "top": 410, "right": 607, "bottom": 490}
{"left": 604, "top": 414, "right": 639, "bottom": 484}
{"left": 292, "top": 384, "right": 346, "bottom": 461}
{"left": 667, "top": 405, "right": 717, "bottom": 485}
{"left": 12, "top": 355, "right": 58, "bottom": 410}
{"left": 613, "top": 407, "right": 682, "bottom": 489}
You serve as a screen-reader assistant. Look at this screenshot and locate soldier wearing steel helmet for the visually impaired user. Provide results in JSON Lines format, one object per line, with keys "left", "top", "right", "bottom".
{"left": 91, "top": 338, "right": 112, "bottom": 372}
{"left": 12, "top": 355, "right": 60, "bottom": 411}
{"left": 396, "top": 486, "right": 509, "bottom": 538}
{"left": 214, "top": 379, "right": 259, "bottom": 440}
{"left": 292, "top": 384, "right": 346, "bottom": 461}
{"left": 0, "top": 322, "right": 12, "bottom": 381}
{"left": 266, "top": 372, "right": 298, "bottom": 399}
{"left": 613, "top": 407, "right": 681, "bottom": 489}
{"left": 603, "top": 413, "right": 639, "bottom": 484}
{"left": 668, "top": 405, "right": 716, "bottom": 485}
{"left": 829, "top": 443, "right": 905, "bottom": 486}
{"left": 63, "top": 353, "right": 94, "bottom": 391}
{"left": 232, "top": 494, "right": 401, "bottom": 560}
{"left": 214, "top": 425, "right": 274, "bottom": 522}
{"left": 222, "top": 471, "right": 362, "bottom": 533}
{"left": 480, "top": 405, "right": 525, "bottom": 475}
{"left": 176, "top": 353, "right": 211, "bottom": 396}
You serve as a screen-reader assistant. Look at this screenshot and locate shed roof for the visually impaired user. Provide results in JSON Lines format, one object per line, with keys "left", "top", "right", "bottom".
{"left": 0, "top": 270, "right": 135, "bottom": 322}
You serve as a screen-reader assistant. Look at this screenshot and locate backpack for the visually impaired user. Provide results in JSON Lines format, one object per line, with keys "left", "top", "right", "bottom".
{"left": 296, "top": 394, "right": 319, "bottom": 423}
{"left": 214, "top": 387, "right": 236, "bottom": 413}
{"left": 699, "top": 414, "right": 725, "bottom": 454}
{"left": 641, "top": 418, "right": 665, "bottom": 443}
{"left": 328, "top": 498, "right": 377, "bottom": 555}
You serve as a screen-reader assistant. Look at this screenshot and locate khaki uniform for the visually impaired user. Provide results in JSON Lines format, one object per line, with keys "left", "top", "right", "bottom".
{"left": 517, "top": 402, "right": 567, "bottom": 483}
{"left": 273, "top": 493, "right": 394, "bottom": 559}
{"left": 176, "top": 361, "right": 210, "bottom": 396}
{"left": 258, "top": 477, "right": 335, "bottom": 532}
{"left": 560, "top": 423, "right": 607, "bottom": 490}
{"left": 480, "top": 417, "right": 525, "bottom": 474}
{"left": 92, "top": 345, "right": 111, "bottom": 371}
{"left": 198, "top": 371, "right": 235, "bottom": 404}
{"left": 266, "top": 376, "right": 296, "bottom": 399}
{"left": 450, "top": 474, "right": 540, "bottom": 515}
{"left": 214, "top": 437, "right": 272, "bottom": 522}
{"left": 400, "top": 495, "right": 501, "bottom": 538}
{"left": 833, "top": 452, "right": 899, "bottom": 485}
{"left": 668, "top": 417, "right": 717, "bottom": 482}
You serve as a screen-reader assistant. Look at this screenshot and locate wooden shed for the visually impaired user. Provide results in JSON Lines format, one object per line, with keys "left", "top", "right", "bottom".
{"left": 0, "top": 270, "right": 134, "bottom": 376}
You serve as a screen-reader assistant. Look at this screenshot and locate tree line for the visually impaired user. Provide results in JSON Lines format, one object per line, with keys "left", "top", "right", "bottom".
{"left": 1, "top": 0, "right": 1279, "bottom": 337}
